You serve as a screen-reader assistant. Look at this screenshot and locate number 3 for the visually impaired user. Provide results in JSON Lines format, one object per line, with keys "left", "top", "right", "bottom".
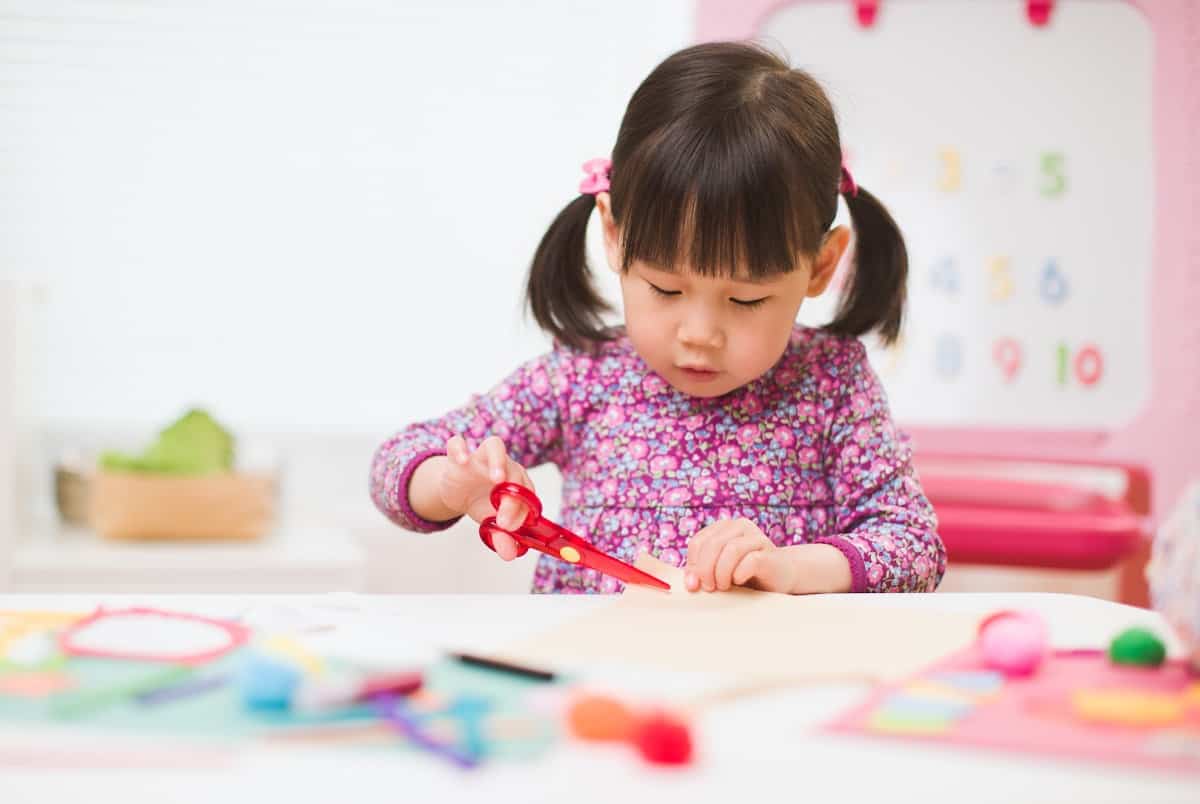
{"left": 938, "top": 148, "right": 962, "bottom": 193}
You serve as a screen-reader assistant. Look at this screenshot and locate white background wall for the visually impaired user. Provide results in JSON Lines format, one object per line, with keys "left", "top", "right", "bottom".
{"left": 4, "top": 0, "right": 691, "bottom": 436}
{"left": 1, "top": 0, "right": 694, "bottom": 592}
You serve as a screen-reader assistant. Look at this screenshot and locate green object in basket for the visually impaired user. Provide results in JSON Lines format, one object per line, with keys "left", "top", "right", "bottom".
{"left": 99, "top": 409, "right": 234, "bottom": 475}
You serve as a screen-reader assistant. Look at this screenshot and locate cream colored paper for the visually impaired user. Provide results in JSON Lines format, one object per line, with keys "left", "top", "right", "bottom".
{"left": 499, "top": 555, "right": 981, "bottom": 685}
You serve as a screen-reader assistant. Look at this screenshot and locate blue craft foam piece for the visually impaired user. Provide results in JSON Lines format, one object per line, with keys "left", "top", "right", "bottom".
{"left": 237, "top": 651, "right": 302, "bottom": 710}
{"left": 928, "top": 671, "right": 1006, "bottom": 695}
{"left": 876, "top": 693, "right": 975, "bottom": 721}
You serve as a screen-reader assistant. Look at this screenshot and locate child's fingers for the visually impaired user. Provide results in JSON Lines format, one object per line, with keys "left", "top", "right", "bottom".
{"left": 731, "top": 551, "right": 763, "bottom": 587}
{"left": 713, "top": 533, "right": 765, "bottom": 591}
{"left": 490, "top": 530, "right": 522, "bottom": 561}
{"left": 509, "top": 462, "right": 536, "bottom": 492}
{"left": 687, "top": 521, "right": 735, "bottom": 592}
{"left": 684, "top": 529, "right": 711, "bottom": 591}
{"left": 496, "top": 494, "right": 530, "bottom": 532}
{"left": 683, "top": 530, "right": 709, "bottom": 591}
{"left": 446, "top": 435, "right": 471, "bottom": 465}
{"left": 480, "top": 436, "right": 508, "bottom": 483}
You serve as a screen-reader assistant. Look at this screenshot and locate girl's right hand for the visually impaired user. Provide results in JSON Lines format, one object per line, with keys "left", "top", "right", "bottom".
{"left": 439, "top": 435, "right": 534, "bottom": 562}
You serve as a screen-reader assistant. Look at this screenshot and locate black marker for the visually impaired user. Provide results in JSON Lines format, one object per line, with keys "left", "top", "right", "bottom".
{"left": 450, "top": 652, "right": 557, "bottom": 682}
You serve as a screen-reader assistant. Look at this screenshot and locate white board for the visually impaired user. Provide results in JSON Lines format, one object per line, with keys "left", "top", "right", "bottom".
{"left": 773, "top": 0, "right": 1154, "bottom": 429}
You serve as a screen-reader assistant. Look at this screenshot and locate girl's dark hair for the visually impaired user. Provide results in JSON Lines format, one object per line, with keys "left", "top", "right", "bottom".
{"left": 526, "top": 41, "right": 907, "bottom": 349}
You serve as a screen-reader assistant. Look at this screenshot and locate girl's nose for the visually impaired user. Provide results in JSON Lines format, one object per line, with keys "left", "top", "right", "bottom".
{"left": 677, "top": 309, "right": 724, "bottom": 350}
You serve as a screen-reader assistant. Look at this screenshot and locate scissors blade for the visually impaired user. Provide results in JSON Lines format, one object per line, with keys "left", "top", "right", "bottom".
{"left": 576, "top": 547, "right": 671, "bottom": 591}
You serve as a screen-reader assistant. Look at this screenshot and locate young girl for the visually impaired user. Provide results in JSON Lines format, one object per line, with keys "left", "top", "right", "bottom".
{"left": 371, "top": 42, "right": 945, "bottom": 595}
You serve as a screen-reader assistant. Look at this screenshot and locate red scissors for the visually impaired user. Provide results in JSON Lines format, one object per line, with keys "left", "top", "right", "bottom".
{"left": 479, "top": 482, "right": 670, "bottom": 591}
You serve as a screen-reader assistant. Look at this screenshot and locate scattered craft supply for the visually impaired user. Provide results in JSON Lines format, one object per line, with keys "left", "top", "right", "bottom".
{"left": 371, "top": 693, "right": 481, "bottom": 770}
{"left": 293, "top": 670, "right": 423, "bottom": 713}
{"left": 238, "top": 651, "right": 303, "bottom": 711}
{"left": 0, "top": 671, "right": 75, "bottom": 698}
{"left": 978, "top": 611, "right": 1049, "bottom": 676}
{"left": 51, "top": 665, "right": 195, "bottom": 719}
{"left": 59, "top": 608, "right": 249, "bottom": 665}
{"left": 1109, "top": 627, "right": 1168, "bottom": 668}
{"left": 135, "top": 674, "right": 231, "bottom": 707}
{"left": 451, "top": 652, "right": 556, "bottom": 682}
{"left": 828, "top": 644, "right": 1200, "bottom": 776}
{"left": 566, "top": 693, "right": 694, "bottom": 766}
{"left": 566, "top": 694, "right": 636, "bottom": 742}
{"left": 1071, "top": 689, "right": 1187, "bottom": 727}
{"left": 0, "top": 612, "right": 86, "bottom": 661}
{"left": 497, "top": 553, "right": 980, "bottom": 686}
{"left": 262, "top": 636, "right": 324, "bottom": 675}
{"left": 633, "top": 712, "right": 694, "bottom": 766}
{"left": 0, "top": 607, "right": 557, "bottom": 770}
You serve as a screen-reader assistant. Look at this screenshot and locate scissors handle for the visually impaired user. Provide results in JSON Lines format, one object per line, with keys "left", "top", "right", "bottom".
{"left": 478, "top": 482, "right": 670, "bottom": 591}
{"left": 489, "top": 482, "right": 542, "bottom": 523}
{"left": 478, "top": 482, "right": 542, "bottom": 558}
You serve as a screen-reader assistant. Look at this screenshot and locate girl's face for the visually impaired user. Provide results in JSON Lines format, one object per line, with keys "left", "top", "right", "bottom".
{"left": 595, "top": 193, "right": 850, "bottom": 398}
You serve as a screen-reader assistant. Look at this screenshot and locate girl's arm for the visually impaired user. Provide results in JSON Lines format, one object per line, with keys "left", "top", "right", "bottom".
{"left": 817, "top": 340, "right": 947, "bottom": 593}
{"left": 369, "top": 345, "right": 571, "bottom": 533}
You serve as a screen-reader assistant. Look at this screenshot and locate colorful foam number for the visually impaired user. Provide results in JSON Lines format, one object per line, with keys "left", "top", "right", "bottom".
{"left": 1039, "top": 151, "right": 1067, "bottom": 198}
{"left": 937, "top": 147, "right": 962, "bottom": 192}
{"left": 935, "top": 334, "right": 963, "bottom": 379}
{"left": 1039, "top": 259, "right": 1069, "bottom": 305}
{"left": 1056, "top": 343, "right": 1104, "bottom": 387}
{"left": 992, "top": 338, "right": 1022, "bottom": 382}
{"left": 930, "top": 256, "right": 959, "bottom": 295}
{"left": 988, "top": 256, "right": 1014, "bottom": 302}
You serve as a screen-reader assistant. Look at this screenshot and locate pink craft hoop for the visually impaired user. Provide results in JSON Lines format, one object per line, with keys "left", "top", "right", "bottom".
{"left": 58, "top": 607, "right": 250, "bottom": 666}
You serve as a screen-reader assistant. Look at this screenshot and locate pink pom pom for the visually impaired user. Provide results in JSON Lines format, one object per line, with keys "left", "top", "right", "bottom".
{"left": 634, "top": 712, "right": 694, "bottom": 766}
{"left": 978, "top": 611, "right": 1048, "bottom": 676}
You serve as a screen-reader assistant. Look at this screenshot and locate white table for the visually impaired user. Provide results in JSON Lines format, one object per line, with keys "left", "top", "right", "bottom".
{"left": 0, "top": 592, "right": 1194, "bottom": 804}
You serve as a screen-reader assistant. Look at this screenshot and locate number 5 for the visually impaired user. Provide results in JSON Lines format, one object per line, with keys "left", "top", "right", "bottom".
{"left": 1039, "top": 152, "right": 1067, "bottom": 198}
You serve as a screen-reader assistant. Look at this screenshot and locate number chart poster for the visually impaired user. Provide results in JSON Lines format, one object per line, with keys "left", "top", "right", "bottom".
{"left": 764, "top": 1, "right": 1153, "bottom": 430}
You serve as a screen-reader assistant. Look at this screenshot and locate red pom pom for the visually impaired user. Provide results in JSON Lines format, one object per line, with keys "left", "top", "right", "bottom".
{"left": 634, "top": 713, "right": 694, "bottom": 766}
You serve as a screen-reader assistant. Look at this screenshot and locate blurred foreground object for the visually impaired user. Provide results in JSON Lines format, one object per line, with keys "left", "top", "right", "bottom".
{"left": 1148, "top": 480, "right": 1200, "bottom": 671}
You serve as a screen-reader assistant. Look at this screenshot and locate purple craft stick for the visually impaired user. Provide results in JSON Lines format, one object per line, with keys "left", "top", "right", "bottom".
{"left": 136, "top": 674, "right": 230, "bottom": 706}
{"left": 370, "top": 693, "right": 480, "bottom": 770}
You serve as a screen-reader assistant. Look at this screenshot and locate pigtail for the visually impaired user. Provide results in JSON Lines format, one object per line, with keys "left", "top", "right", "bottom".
{"left": 825, "top": 185, "right": 907, "bottom": 345}
{"left": 525, "top": 194, "right": 613, "bottom": 350}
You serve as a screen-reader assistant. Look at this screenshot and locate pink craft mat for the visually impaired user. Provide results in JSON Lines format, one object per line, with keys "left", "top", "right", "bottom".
{"left": 826, "top": 647, "right": 1200, "bottom": 776}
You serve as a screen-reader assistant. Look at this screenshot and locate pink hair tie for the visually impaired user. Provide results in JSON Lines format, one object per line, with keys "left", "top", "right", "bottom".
{"left": 839, "top": 162, "right": 859, "bottom": 198}
{"left": 579, "top": 158, "right": 612, "bottom": 195}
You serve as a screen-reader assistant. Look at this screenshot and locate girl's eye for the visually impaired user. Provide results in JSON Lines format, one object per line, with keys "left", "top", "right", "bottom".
{"left": 648, "top": 283, "right": 681, "bottom": 298}
{"left": 731, "top": 297, "right": 769, "bottom": 309}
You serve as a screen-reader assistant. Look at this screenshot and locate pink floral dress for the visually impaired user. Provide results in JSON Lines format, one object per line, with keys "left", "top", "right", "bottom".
{"left": 371, "top": 327, "right": 945, "bottom": 594}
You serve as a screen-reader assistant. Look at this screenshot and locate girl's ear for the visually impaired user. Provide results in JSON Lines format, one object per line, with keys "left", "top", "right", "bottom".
{"left": 806, "top": 225, "right": 851, "bottom": 297}
{"left": 593, "top": 192, "right": 622, "bottom": 274}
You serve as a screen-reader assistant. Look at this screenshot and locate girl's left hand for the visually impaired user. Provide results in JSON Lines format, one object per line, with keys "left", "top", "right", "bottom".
{"left": 684, "top": 518, "right": 794, "bottom": 594}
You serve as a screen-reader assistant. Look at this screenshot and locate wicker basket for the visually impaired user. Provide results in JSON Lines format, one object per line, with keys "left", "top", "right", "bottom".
{"left": 54, "top": 465, "right": 92, "bottom": 527}
{"left": 88, "top": 470, "right": 275, "bottom": 541}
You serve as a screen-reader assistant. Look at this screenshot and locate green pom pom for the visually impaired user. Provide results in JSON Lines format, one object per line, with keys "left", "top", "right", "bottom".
{"left": 1108, "top": 627, "right": 1166, "bottom": 668}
